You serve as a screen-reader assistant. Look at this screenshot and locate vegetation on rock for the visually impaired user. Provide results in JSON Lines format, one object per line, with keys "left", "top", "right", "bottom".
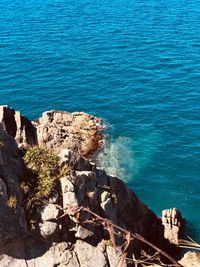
{"left": 7, "top": 195, "right": 17, "bottom": 209}
{"left": 21, "top": 146, "right": 72, "bottom": 212}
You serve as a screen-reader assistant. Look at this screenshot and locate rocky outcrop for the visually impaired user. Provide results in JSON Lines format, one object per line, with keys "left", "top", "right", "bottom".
{"left": 59, "top": 150, "right": 159, "bottom": 243}
{"left": 0, "top": 106, "right": 103, "bottom": 157}
{"left": 0, "top": 106, "right": 37, "bottom": 147}
{"left": 36, "top": 110, "right": 103, "bottom": 156}
{"left": 0, "top": 106, "right": 190, "bottom": 267}
{"left": 0, "top": 146, "right": 184, "bottom": 266}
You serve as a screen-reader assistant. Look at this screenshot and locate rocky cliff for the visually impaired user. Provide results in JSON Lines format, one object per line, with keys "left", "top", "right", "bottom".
{"left": 0, "top": 106, "right": 198, "bottom": 267}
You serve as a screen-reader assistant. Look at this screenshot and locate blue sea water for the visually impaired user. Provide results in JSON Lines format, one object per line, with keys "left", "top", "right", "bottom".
{"left": 0, "top": 0, "right": 200, "bottom": 240}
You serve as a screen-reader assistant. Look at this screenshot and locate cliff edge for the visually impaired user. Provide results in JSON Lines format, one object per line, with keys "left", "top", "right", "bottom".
{"left": 0, "top": 106, "right": 197, "bottom": 267}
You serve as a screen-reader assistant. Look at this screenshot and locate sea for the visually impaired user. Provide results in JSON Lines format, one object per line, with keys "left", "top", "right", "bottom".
{"left": 0, "top": 0, "right": 200, "bottom": 241}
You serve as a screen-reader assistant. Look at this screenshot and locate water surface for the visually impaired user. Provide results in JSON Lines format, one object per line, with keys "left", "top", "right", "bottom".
{"left": 0, "top": 0, "right": 200, "bottom": 240}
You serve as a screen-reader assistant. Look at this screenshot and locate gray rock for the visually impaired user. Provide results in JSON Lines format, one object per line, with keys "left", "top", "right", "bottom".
{"left": 0, "top": 178, "right": 8, "bottom": 203}
{"left": 101, "top": 196, "right": 117, "bottom": 223}
{"left": 75, "top": 225, "right": 94, "bottom": 239}
{"left": 39, "top": 204, "right": 60, "bottom": 238}
{"left": 106, "top": 245, "right": 127, "bottom": 267}
{"left": 74, "top": 240, "right": 107, "bottom": 267}
{"left": 60, "top": 177, "right": 78, "bottom": 208}
{"left": 0, "top": 240, "right": 79, "bottom": 267}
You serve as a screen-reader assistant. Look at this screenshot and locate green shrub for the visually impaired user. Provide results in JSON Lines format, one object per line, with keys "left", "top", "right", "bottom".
{"left": 21, "top": 146, "right": 73, "bottom": 213}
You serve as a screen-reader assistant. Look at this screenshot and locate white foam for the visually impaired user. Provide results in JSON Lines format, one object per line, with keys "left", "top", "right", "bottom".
{"left": 97, "top": 136, "right": 137, "bottom": 182}
{"left": 97, "top": 131, "right": 161, "bottom": 182}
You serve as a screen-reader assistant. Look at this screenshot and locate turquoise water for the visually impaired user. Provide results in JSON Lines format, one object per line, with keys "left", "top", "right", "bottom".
{"left": 0, "top": 0, "right": 200, "bottom": 240}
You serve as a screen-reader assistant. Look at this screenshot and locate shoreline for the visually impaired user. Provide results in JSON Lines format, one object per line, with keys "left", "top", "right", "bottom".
{"left": 0, "top": 105, "right": 199, "bottom": 266}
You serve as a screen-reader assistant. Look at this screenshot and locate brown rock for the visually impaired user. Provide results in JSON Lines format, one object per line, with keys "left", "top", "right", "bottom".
{"left": 162, "top": 208, "right": 185, "bottom": 245}
{"left": 179, "top": 252, "right": 200, "bottom": 267}
{"left": 36, "top": 110, "right": 103, "bottom": 156}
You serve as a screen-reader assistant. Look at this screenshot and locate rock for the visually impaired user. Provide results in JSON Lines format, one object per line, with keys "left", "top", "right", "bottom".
{"left": 0, "top": 106, "right": 193, "bottom": 266}
{"left": 100, "top": 193, "right": 117, "bottom": 223}
{"left": 0, "top": 106, "right": 16, "bottom": 138}
{"left": 60, "top": 177, "right": 78, "bottom": 208}
{"left": 0, "top": 126, "right": 27, "bottom": 247}
{"left": 59, "top": 149, "right": 93, "bottom": 171}
{"left": 0, "top": 239, "right": 79, "bottom": 267}
{"left": 106, "top": 245, "right": 127, "bottom": 267}
{"left": 179, "top": 252, "right": 200, "bottom": 267}
{"left": 58, "top": 153, "right": 164, "bottom": 254}
{"left": 162, "top": 208, "right": 185, "bottom": 245}
{"left": 0, "top": 178, "right": 8, "bottom": 203}
{"left": 39, "top": 204, "right": 60, "bottom": 238}
{"left": 0, "top": 106, "right": 103, "bottom": 156}
{"left": 74, "top": 240, "right": 107, "bottom": 267}
{"left": 0, "top": 106, "right": 37, "bottom": 147}
{"left": 36, "top": 110, "right": 103, "bottom": 156}
{"left": 75, "top": 225, "right": 94, "bottom": 239}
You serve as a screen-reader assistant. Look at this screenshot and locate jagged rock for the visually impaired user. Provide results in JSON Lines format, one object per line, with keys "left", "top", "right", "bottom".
{"left": 75, "top": 225, "right": 94, "bottom": 239}
{"left": 0, "top": 106, "right": 193, "bottom": 267}
{"left": 59, "top": 149, "right": 93, "bottom": 171}
{"left": 59, "top": 151, "right": 162, "bottom": 251}
{"left": 36, "top": 110, "right": 103, "bottom": 156}
{"left": 179, "top": 252, "right": 200, "bottom": 267}
{"left": 100, "top": 192, "right": 117, "bottom": 223}
{"left": 0, "top": 126, "right": 27, "bottom": 246}
{"left": 0, "top": 106, "right": 37, "bottom": 147}
{"left": 162, "top": 208, "right": 185, "bottom": 245}
{"left": 0, "top": 106, "right": 17, "bottom": 138}
{"left": 0, "top": 106, "right": 103, "bottom": 157}
{"left": 0, "top": 178, "right": 8, "bottom": 203}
